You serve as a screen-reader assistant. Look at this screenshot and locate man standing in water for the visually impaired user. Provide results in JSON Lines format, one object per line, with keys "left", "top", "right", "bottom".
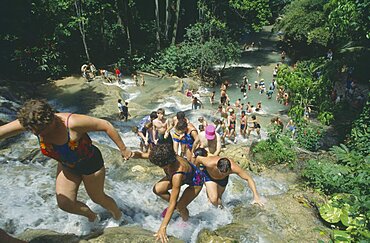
{"left": 193, "top": 148, "right": 264, "bottom": 208}
{"left": 192, "top": 125, "right": 221, "bottom": 156}
{"left": 117, "top": 99, "right": 124, "bottom": 120}
{"left": 152, "top": 108, "right": 172, "bottom": 145}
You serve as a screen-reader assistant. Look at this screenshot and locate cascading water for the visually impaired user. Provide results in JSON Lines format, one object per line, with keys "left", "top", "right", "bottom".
{"left": 0, "top": 79, "right": 288, "bottom": 242}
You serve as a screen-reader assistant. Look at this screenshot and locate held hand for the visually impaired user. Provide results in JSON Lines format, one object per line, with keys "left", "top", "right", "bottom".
{"left": 121, "top": 149, "right": 133, "bottom": 160}
{"left": 154, "top": 227, "right": 168, "bottom": 243}
{"left": 251, "top": 196, "right": 265, "bottom": 207}
{"left": 164, "top": 132, "right": 169, "bottom": 139}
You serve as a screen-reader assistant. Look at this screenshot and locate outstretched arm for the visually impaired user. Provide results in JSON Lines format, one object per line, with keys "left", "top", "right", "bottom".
{"left": 231, "top": 161, "right": 264, "bottom": 206}
{"left": 68, "top": 114, "right": 132, "bottom": 159}
{"left": 154, "top": 174, "right": 183, "bottom": 243}
{"left": 0, "top": 120, "right": 26, "bottom": 140}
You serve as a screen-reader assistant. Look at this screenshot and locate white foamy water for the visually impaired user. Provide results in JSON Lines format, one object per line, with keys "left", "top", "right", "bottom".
{"left": 0, "top": 149, "right": 286, "bottom": 242}
{"left": 214, "top": 63, "right": 254, "bottom": 70}
{"left": 0, "top": 74, "right": 289, "bottom": 242}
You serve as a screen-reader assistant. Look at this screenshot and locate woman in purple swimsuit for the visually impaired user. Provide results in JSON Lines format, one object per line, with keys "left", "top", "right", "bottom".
{"left": 149, "top": 144, "right": 204, "bottom": 243}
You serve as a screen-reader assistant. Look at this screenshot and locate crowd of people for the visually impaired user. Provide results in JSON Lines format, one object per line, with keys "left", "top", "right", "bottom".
{"left": 0, "top": 98, "right": 264, "bottom": 243}
{"left": 1, "top": 58, "right": 295, "bottom": 242}
{"left": 80, "top": 63, "right": 146, "bottom": 86}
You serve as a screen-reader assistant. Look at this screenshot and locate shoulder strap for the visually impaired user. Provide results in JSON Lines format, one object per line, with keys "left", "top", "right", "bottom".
{"left": 172, "top": 171, "right": 186, "bottom": 176}
{"left": 66, "top": 113, "right": 73, "bottom": 128}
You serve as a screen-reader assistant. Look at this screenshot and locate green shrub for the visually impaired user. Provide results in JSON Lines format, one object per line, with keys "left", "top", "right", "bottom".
{"left": 302, "top": 159, "right": 352, "bottom": 194}
{"left": 302, "top": 145, "right": 370, "bottom": 242}
{"left": 318, "top": 111, "right": 334, "bottom": 125}
{"left": 253, "top": 135, "right": 297, "bottom": 165}
{"left": 296, "top": 123, "right": 324, "bottom": 151}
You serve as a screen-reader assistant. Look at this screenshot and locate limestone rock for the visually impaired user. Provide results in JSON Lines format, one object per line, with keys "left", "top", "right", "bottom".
{"left": 88, "top": 226, "right": 184, "bottom": 243}
{"left": 17, "top": 229, "right": 80, "bottom": 243}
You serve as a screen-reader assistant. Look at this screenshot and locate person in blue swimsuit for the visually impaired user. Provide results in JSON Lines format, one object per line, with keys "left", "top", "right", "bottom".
{"left": 149, "top": 144, "right": 204, "bottom": 243}
{"left": 172, "top": 118, "right": 198, "bottom": 162}
{"left": 193, "top": 148, "right": 264, "bottom": 209}
{"left": 0, "top": 99, "right": 133, "bottom": 225}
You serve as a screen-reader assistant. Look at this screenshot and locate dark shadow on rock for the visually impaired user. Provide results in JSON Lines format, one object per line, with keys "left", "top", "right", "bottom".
{"left": 38, "top": 81, "right": 106, "bottom": 115}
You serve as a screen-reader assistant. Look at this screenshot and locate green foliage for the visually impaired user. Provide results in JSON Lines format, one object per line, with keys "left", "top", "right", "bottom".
{"left": 228, "top": 0, "right": 272, "bottom": 31}
{"left": 150, "top": 21, "right": 241, "bottom": 78}
{"left": 253, "top": 133, "right": 297, "bottom": 165}
{"left": 318, "top": 194, "right": 369, "bottom": 242}
{"left": 302, "top": 144, "right": 370, "bottom": 242}
{"left": 325, "top": 0, "right": 370, "bottom": 41}
{"left": 277, "top": 60, "right": 340, "bottom": 126}
{"left": 295, "top": 123, "right": 324, "bottom": 151}
{"left": 275, "top": 0, "right": 369, "bottom": 60}
{"left": 276, "top": 0, "right": 330, "bottom": 46}
{"left": 347, "top": 97, "right": 370, "bottom": 156}
{"left": 318, "top": 111, "right": 334, "bottom": 126}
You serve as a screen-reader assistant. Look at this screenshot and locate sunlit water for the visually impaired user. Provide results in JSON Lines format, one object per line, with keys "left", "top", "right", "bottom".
{"left": 0, "top": 47, "right": 291, "bottom": 242}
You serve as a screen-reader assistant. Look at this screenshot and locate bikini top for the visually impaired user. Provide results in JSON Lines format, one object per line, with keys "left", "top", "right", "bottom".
{"left": 39, "top": 113, "right": 94, "bottom": 169}
{"left": 172, "top": 129, "right": 197, "bottom": 149}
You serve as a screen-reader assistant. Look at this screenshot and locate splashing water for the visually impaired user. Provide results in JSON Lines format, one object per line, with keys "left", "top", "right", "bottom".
{"left": 0, "top": 64, "right": 290, "bottom": 241}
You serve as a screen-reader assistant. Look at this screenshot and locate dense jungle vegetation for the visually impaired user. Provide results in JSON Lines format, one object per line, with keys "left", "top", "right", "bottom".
{"left": 0, "top": 0, "right": 369, "bottom": 242}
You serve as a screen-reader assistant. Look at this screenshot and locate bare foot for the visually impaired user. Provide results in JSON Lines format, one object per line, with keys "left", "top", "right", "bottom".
{"left": 177, "top": 207, "right": 189, "bottom": 221}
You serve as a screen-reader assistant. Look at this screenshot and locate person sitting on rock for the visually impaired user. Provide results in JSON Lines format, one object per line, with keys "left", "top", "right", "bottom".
{"left": 193, "top": 148, "right": 264, "bottom": 208}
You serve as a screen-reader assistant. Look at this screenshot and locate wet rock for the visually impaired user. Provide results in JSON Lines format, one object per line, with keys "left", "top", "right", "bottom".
{"left": 87, "top": 226, "right": 183, "bottom": 243}
{"left": 131, "top": 165, "right": 146, "bottom": 173}
{"left": 197, "top": 224, "right": 259, "bottom": 242}
{"left": 17, "top": 229, "right": 80, "bottom": 243}
{"left": 17, "top": 226, "right": 184, "bottom": 243}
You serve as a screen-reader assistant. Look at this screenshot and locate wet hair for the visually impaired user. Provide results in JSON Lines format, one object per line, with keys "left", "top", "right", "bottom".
{"left": 176, "top": 111, "right": 185, "bottom": 120}
{"left": 150, "top": 111, "right": 158, "bottom": 120}
{"left": 194, "top": 148, "right": 208, "bottom": 158}
{"left": 118, "top": 99, "right": 122, "bottom": 103}
{"left": 149, "top": 144, "right": 177, "bottom": 167}
{"left": 17, "top": 99, "right": 55, "bottom": 131}
{"left": 252, "top": 115, "right": 256, "bottom": 119}
{"left": 175, "top": 119, "right": 188, "bottom": 132}
{"left": 241, "top": 111, "right": 246, "bottom": 115}
{"left": 125, "top": 102, "right": 128, "bottom": 105}
{"left": 157, "top": 108, "right": 165, "bottom": 115}
{"left": 217, "top": 158, "right": 231, "bottom": 173}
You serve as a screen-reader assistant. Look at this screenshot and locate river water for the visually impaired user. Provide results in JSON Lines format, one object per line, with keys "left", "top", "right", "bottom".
{"left": 0, "top": 29, "right": 297, "bottom": 242}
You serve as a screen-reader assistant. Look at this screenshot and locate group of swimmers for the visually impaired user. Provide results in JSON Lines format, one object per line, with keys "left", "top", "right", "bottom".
{"left": 81, "top": 63, "right": 97, "bottom": 81}
{"left": 0, "top": 99, "right": 263, "bottom": 243}
{"left": 129, "top": 107, "right": 264, "bottom": 242}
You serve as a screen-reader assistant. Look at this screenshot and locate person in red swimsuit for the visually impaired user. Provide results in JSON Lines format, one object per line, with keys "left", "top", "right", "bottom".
{"left": 0, "top": 99, "right": 133, "bottom": 224}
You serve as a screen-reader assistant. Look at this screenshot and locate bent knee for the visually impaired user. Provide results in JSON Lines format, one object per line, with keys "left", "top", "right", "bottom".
{"left": 56, "top": 194, "right": 73, "bottom": 211}
{"left": 90, "top": 194, "right": 109, "bottom": 205}
{"left": 152, "top": 185, "right": 160, "bottom": 195}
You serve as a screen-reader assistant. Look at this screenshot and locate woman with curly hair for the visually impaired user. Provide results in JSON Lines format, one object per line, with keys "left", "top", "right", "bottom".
{"left": 0, "top": 99, "right": 132, "bottom": 224}
{"left": 148, "top": 143, "right": 204, "bottom": 243}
